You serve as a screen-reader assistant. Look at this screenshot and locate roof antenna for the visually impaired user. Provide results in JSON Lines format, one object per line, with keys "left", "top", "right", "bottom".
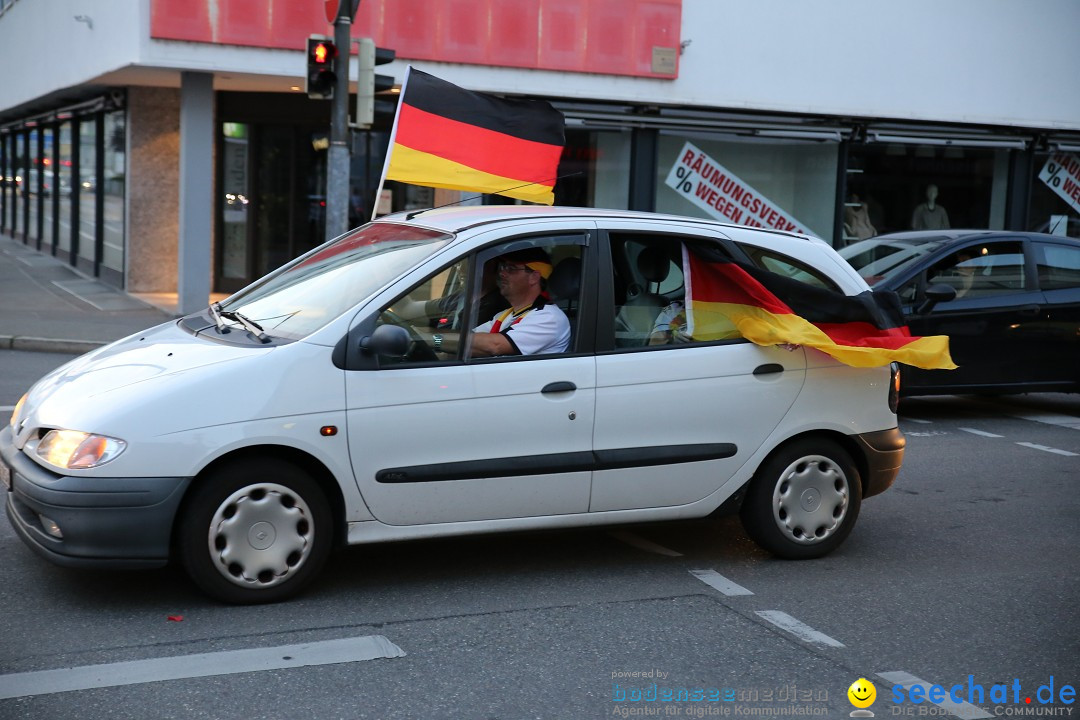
{"left": 403, "top": 172, "right": 583, "bottom": 221}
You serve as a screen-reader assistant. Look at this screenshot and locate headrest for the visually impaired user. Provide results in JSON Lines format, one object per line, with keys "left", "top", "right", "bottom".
{"left": 547, "top": 257, "right": 582, "bottom": 299}
{"left": 637, "top": 246, "right": 671, "bottom": 284}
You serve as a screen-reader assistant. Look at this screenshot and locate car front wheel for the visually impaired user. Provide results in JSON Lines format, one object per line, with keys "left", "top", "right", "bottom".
{"left": 740, "top": 438, "right": 862, "bottom": 559}
{"left": 178, "top": 458, "right": 332, "bottom": 604}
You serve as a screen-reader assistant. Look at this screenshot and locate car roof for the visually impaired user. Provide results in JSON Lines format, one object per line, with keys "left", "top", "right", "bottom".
{"left": 372, "top": 204, "right": 816, "bottom": 243}
{"left": 871, "top": 229, "right": 1080, "bottom": 245}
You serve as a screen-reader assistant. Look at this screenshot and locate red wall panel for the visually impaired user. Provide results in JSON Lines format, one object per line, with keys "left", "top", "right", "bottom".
{"left": 149, "top": 0, "right": 681, "bottom": 79}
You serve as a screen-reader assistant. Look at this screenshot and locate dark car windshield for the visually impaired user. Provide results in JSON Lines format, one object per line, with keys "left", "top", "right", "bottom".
{"left": 218, "top": 222, "right": 452, "bottom": 340}
{"left": 838, "top": 235, "right": 950, "bottom": 287}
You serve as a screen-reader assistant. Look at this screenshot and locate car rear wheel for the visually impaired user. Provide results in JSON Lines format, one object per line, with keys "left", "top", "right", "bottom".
{"left": 740, "top": 438, "right": 862, "bottom": 559}
{"left": 178, "top": 459, "right": 332, "bottom": 604}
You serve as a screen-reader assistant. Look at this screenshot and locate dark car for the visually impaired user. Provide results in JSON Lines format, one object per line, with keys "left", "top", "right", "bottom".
{"left": 839, "top": 230, "right": 1080, "bottom": 396}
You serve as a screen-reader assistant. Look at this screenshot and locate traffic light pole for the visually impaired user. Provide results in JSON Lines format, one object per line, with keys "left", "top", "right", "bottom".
{"left": 326, "top": 2, "right": 353, "bottom": 242}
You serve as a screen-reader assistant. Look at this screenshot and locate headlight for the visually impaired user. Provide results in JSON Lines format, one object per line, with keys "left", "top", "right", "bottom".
{"left": 36, "top": 430, "right": 127, "bottom": 470}
{"left": 9, "top": 393, "right": 26, "bottom": 430}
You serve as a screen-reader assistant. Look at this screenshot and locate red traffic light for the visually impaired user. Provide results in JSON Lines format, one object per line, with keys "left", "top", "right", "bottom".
{"left": 312, "top": 41, "right": 334, "bottom": 64}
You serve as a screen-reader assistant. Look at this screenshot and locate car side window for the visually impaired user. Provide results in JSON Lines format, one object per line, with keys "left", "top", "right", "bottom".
{"left": 739, "top": 245, "right": 841, "bottom": 292}
{"left": 610, "top": 235, "right": 742, "bottom": 349}
{"left": 927, "top": 241, "right": 1026, "bottom": 299}
{"left": 1034, "top": 243, "right": 1080, "bottom": 291}
{"left": 376, "top": 257, "right": 472, "bottom": 365}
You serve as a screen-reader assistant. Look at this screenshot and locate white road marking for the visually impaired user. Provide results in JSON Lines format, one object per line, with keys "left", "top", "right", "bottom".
{"left": 0, "top": 634, "right": 406, "bottom": 700}
{"left": 958, "top": 427, "right": 1004, "bottom": 438}
{"left": 1016, "top": 442, "right": 1078, "bottom": 457}
{"left": 905, "top": 431, "right": 951, "bottom": 437}
{"left": 754, "top": 610, "right": 844, "bottom": 647}
{"left": 1002, "top": 410, "right": 1080, "bottom": 430}
{"left": 689, "top": 569, "right": 753, "bottom": 596}
{"left": 609, "top": 530, "right": 683, "bottom": 557}
{"left": 0, "top": 406, "right": 15, "bottom": 413}
{"left": 876, "top": 671, "right": 993, "bottom": 719}
{"left": 906, "top": 418, "right": 933, "bottom": 424}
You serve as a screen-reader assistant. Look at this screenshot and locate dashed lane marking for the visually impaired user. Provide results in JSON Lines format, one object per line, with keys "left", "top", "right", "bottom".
{"left": 905, "top": 418, "right": 933, "bottom": 424}
{"left": 609, "top": 530, "right": 683, "bottom": 557}
{"left": 876, "top": 671, "right": 993, "bottom": 719}
{"left": 0, "top": 635, "right": 406, "bottom": 699}
{"left": 689, "top": 569, "right": 753, "bottom": 596}
{"left": 755, "top": 610, "right": 844, "bottom": 647}
{"left": 958, "top": 427, "right": 1004, "bottom": 438}
{"left": 1015, "top": 442, "right": 1078, "bottom": 457}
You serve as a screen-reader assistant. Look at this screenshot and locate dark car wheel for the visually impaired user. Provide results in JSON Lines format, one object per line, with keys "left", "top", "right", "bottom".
{"left": 178, "top": 459, "right": 332, "bottom": 604}
{"left": 740, "top": 438, "right": 862, "bottom": 559}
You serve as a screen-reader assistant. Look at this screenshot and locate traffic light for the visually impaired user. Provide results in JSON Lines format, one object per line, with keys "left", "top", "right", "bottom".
{"left": 355, "top": 38, "right": 396, "bottom": 127}
{"left": 306, "top": 35, "right": 337, "bottom": 100}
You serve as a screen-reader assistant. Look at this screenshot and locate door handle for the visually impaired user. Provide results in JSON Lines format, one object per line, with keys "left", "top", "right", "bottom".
{"left": 753, "top": 363, "right": 784, "bottom": 376}
{"left": 1017, "top": 304, "right": 1040, "bottom": 317}
{"left": 542, "top": 381, "right": 577, "bottom": 393}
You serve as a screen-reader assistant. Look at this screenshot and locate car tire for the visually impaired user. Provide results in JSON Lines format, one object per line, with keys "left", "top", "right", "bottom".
{"left": 740, "top": 438, "right": 862, "bottom": 560}
{"left": 177, "top": 458, "right": 332, "bottom": 604}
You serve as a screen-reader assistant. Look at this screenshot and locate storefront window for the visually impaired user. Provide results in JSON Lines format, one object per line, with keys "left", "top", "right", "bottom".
{"left": 57, "top": 122, "right": 72, "bottom": 255}
{"left": 41, "top": 126, "right": 54, "bottom": 251}
{"left": 27, "top": 128, "right": 40, "bottom": 245}
{"left": 102, "top": 111, "right": 126, "bottom": 275}
{"left": 555, "top": 129, "right": 631, "bottom": 210}
{"left": 1029, "top": 151, "right": 1080, "bottom": 239}
{"left": 221, "top": 122, "right": 250, "bottom": 280}
{"left": 655, "top": 132, "right": 838, "bottom": 240}
{"left": 77, "top": 119, "right": 98, "bottom": 264}
{"left": 845, "top": 141, "right": 1013, "bottom": 243}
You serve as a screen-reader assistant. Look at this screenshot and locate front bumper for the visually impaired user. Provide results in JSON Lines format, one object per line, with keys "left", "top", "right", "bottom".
{"left": 852, "top": 427, "right": 906, "bottom": 498}
{"left": 1, "top": 425, "right": 190, "bottom": 569}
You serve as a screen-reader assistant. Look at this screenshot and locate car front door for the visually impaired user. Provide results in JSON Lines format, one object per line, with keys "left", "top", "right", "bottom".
{"left": 1032, "top": 240, "right": 1080, "bottom": 388}
{"left": 903, "top": 239, "right": 1047, "bottom": 391}
{"left": 590, "top": 222, "right": 807, "bottom": 513}
{"left": 344, "top": 225, "right": 597, "bottom": 526}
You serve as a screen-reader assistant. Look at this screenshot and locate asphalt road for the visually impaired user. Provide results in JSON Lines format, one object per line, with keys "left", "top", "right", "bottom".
{"left": 0, "top": 350, "right": 1077, "bottom": 719}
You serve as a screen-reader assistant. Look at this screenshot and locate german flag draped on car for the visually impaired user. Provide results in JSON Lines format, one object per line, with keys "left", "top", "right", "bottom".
{"left": 382, "top": 67, "right": 565, "bottom": 205}
{"left": 682, "top": 244, "right": 957, "bottom": 370}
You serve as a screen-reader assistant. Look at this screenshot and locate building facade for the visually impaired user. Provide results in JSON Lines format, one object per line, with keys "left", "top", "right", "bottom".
{"left": 2, "top": 0, "right": 1078, "bottom": 312}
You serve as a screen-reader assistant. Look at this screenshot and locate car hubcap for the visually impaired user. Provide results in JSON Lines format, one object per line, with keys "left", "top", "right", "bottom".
{"left": 208, "top": 483, "right": 315, "bottom": 588}
{"left": 771, "top": 454, "right": 849, "bottom": 544}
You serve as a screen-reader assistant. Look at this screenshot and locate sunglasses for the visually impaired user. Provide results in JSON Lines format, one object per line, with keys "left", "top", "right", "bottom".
{"left": 497, "top": 262, "right": 535, "bottom": 274}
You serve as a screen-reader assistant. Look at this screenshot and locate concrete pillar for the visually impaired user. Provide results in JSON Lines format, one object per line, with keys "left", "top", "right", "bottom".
{"left": 126, "top": 87, "right": 180, "bottom": 294}
{"left": 177, "top": 71, "right": 214, "bottom": 315}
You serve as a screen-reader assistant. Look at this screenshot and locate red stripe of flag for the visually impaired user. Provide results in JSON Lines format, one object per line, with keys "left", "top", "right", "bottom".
{"left": 394, "top": 103, "right": 564, "bottom": 188}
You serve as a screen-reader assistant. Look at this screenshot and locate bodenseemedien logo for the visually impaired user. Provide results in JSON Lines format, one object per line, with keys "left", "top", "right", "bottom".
{"left": 848, "top": 678, "right": 877, "bottom": 717}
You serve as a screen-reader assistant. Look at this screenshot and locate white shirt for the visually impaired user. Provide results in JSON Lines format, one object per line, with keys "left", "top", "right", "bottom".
{"left": 474, "top": 300, "right": 571, "bottom": 355}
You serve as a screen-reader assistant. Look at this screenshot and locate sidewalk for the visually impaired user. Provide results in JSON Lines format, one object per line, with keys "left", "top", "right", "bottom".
{"left": 0, "top": 236, "right": 187, "bottom": 354}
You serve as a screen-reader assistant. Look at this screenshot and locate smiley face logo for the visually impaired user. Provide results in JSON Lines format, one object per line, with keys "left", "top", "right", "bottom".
{"left": 848, "top": 678, "right": 877, "bottom": 709}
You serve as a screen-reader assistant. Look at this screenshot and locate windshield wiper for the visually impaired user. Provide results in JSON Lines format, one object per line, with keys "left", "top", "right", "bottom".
{"left": 208, "top": 302, "right": 228, "bottom": 332}
{"left": 219, "top": 309, "right": 271, "bottom": 343}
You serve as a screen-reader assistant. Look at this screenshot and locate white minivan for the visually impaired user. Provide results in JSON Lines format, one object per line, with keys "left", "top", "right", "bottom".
{"left": 2, "top": 207, "right": 904, "bottom": 603}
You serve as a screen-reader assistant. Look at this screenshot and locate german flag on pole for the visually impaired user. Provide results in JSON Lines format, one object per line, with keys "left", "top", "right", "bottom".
{"left": 383, "top": 68, "right": 565, "bottom": 205}
{"left": 683, "top": 246, "right": 956, "bottom": 370}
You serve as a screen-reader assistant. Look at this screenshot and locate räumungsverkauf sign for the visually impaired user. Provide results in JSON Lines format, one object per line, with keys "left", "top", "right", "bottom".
{"left": 1039, "top": 152, "right": 1080, "bottom": 214}
{"left": 665, "top": 141, "right": 814, "bottom": 236}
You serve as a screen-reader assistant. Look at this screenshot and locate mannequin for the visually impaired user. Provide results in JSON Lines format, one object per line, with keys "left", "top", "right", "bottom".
{"left": 911, "top": 184, "right": 950, "bottom": 230}
{"left": 844, "top": 193, "right": 877, "bottom": 240}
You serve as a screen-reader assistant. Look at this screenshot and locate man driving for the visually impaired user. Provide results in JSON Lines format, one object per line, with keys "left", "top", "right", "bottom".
{"left": 470, "top": 247, "right": 570, "bottom": 356}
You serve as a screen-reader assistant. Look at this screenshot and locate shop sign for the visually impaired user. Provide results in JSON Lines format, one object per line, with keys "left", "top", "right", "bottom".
{"left": 1038, "top": 152, "right": 1080, "bottom": 214}
{"left": 664, "top": 141, "right": 814, "bottom": 236}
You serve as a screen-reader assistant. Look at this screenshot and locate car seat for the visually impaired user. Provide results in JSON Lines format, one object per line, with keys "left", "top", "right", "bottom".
{"left": 548, "top": 256, "right": 582, "bottom": 349}
{"left": 614, "top": 245, "right": 672, "bottom": 347}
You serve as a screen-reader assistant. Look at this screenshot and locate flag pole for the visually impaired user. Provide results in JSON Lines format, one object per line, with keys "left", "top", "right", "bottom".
{"left": 371, "top": 65, "right": 412, "bottom": 221}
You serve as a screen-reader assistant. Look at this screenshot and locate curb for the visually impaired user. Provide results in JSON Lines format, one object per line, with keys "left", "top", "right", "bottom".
{"left": 0, "top": 335, "right": 107, "bottom": 355}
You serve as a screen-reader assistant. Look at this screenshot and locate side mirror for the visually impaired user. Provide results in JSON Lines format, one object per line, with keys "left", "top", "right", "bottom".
{"left": 360, "top": 324, "right": 411, "bottom": 357}
{"left": 916, "top": 283, "right": 957, "bottom": 314}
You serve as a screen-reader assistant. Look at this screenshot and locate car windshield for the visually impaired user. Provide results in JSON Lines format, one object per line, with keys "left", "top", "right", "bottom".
{"left": 218, "top": 222, "right": 452, "bottom": 340}
{"left": 838, "top": 235, "right": 950, "bottom": 287}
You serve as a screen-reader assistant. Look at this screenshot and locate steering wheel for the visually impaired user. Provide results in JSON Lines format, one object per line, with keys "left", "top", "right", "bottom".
{"left": 378, "top": 310, "right": 438, "bottom": 362}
